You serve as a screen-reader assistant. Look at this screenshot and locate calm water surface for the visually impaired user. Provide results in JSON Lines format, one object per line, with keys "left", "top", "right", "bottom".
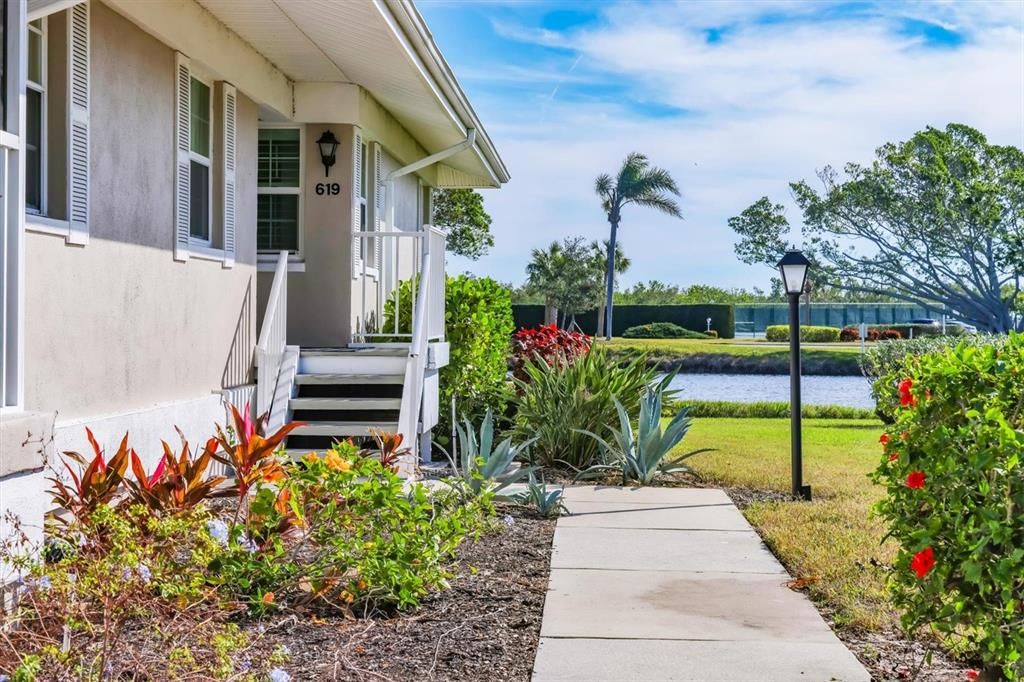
{"left": 661, "top": 373, "right": 874, "bottom": 409}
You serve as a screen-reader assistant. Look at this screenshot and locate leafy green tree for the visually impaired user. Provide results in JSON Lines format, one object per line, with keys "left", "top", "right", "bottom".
{"left": 730, "top": 124, "right": 1023, "bottom": 332}
{"left": 432, "top": 189, "right": 493, "bottom": 260}
{"left": 595, "top": 153, "right": 683, "bottom": 339}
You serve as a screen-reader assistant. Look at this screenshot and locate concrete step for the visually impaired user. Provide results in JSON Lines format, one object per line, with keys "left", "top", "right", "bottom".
{"left": 301, "top": 347, "right": 409, "bottom": 357}
{"left": 289, "top": 397, "right": 401, "bottom": 411}
{"left": 291, "top": 421, "right": 400, "bottom": 437}
{"left": 295, "top": 373, "right": 404, "bottom": 385}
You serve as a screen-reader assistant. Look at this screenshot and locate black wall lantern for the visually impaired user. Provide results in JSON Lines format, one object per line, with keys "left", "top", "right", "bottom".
{"left": 316, "top": 129, "right": 339, "bottom": 177}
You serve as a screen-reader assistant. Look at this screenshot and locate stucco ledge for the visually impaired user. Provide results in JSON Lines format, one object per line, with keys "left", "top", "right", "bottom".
{"left": 0, "top": 411, "right": 55, "bottom": 478}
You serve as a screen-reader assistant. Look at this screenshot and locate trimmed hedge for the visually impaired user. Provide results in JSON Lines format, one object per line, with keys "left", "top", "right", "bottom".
{"left": 622, "top": 322, "right": 709, "bottom": 339}
{"left": 512, "top": 304, "right": 736, "bottom": 339}
{"left": 764, "top": 325, "right": 842, "bottom": 342}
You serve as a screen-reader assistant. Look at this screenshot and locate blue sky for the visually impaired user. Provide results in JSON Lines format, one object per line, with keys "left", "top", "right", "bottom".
{"left": 419, "top": 0, "right": 1024, "bottom": 291}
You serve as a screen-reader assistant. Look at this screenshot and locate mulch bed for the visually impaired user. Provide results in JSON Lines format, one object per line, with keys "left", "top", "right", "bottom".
{"left": 246, "top": 506, "right": 555, "bottom": 681}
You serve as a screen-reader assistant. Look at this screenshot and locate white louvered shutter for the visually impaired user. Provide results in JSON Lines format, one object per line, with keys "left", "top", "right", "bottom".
{"left": 352, "top": 128, "right": 363, "bottom": 271}
{"left": 221, "top": 83, "right": 237, "bottom": 268}
{"left": 374, "top": 143, "right": 384, "bottom": 270}
{"left": 67, "top": 2, "right": 89, "bottom": 244}
{"left": 173, "top": 53, "right": 191, "bottom": 262}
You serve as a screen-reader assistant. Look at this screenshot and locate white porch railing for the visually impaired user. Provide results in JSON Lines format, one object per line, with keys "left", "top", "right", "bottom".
{"left": 353, "top": 226, "right": 446, "bottom": 461}
{"left": 255, "top": 251, "right": 289, "bottom": 420}
{"left": 0, "top": 132, "right": 21, "bottom": 410}
{"left": 352, "top": 226, "right": 446, "bottom": 344}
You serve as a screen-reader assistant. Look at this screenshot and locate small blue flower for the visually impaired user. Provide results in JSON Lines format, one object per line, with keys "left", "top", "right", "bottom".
{"left": 502, "top": 514, "right": 515, "bottom": 528}
{"left": 206, "top": 519, "right": 229, "bottom": 546}
{"left": 1, "top": 672, "right": 11, "bottom": 681}
{"left": 137, "top": 564, "right": 152, "bottom": 583}
{"left": 268, "top": 668, "right": 291, "bottom": 682}
{"left": 36, "top": 575, "right": 52, "bottom": 590}
{"left": 240, "top": 535, "right": 259, "bottom": 553}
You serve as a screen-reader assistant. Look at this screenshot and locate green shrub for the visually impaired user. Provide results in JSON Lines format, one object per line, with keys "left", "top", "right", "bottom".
{"left": 384, "top": 275, "right": 514, "bottom": 439}
{"left": 673, "top": 400, "right": 876, "bottom": 419}
{"left": 860, "top": 335, "right": 1008, "bottom": 423}
{"left": 869, "top": 324, "right": 965, "bottom": 339}
{"left": 872, "top": 333, "right": 1024, "bottom": 679}
{"left": 765, "top": 325, "right": 842, "bottom": 342}
{"left": 511, "top": 347, "right": 657, "bottom": 470}
{"left": 622, "top": 322, "right": 709, "bottom": 339}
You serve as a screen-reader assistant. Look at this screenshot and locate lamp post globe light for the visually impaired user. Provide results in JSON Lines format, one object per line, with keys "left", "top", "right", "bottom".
{"left": 777, "top": 249, "right": 812, "bottom": 501}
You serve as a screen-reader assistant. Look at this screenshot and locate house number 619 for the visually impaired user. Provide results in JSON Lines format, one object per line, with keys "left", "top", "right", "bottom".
{"left": 315, "top": 183, "right": 341, "bottom": 196}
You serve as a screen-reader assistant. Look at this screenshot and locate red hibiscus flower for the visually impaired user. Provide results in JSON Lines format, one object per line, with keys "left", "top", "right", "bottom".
{"left": 910, "top": 547, "right": 935, "bottom": 579}
{"left": 965, "top": 671, "right": 979, "bottom": 681}
{"left": 898, "top": 378, "right": 917, "bottom": 407}
{"left": 879, "top": 434, "right": 890, "bottom": 446}
{"left": 906, "top": 471, "right": 926, "bottom": 489}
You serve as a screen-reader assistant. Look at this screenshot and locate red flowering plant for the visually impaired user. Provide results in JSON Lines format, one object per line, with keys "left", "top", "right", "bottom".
{"left": 510, "top": 324, "right": 591, "bottom": 382}
{"left": 872, "top": 333, "right": 1024, "bottom": 679}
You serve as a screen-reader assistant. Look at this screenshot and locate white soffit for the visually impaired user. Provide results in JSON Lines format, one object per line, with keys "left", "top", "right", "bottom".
{"left": 194, "top": 0, "right": 507, "bottom": 187}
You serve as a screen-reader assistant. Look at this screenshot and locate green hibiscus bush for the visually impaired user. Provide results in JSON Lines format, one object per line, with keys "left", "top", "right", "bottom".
{"left": 872, "top": 333, "right": 1024, "bottom": 679}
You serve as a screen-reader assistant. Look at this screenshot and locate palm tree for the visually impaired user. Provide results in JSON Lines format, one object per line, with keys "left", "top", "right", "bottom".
{"left": 595, "top": 153, "right": 682, "bottom": 339}
{"left": 589, "top": 239, "right": 630, "bottom": 337}
{"left": 525, "top": 241, "right": 564, "bottom": 326}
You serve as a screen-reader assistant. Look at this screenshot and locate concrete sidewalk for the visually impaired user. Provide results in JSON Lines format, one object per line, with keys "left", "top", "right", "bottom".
{"left": 531, "top": 486, "right": 869, "bottom": 682}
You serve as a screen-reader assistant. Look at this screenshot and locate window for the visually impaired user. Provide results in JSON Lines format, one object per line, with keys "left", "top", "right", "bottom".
{"left": 360, "top": 141, "right": 368, "bottom": 230}
{"left": 257, "top": 127, "right": 301, "bottom": 254}
{"left": 25, "top": 18, "right": 44, "bottom": 213}
{"left": 23, "top": 5, "right": 90, "bottom": 242}
{"left": 188, "top": 76, "right": 211, "bottom": 244}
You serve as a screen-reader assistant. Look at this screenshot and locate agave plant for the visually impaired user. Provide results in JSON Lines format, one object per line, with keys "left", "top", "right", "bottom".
{"left": 580, "top": 382, "right": 711, "bottom": 485}
{"left": 510, "top": 473, "right": 567, "bottom": 518}
{"left": 48, "top": 428, "right": 131, "bottom": 523}
{"left": 442, "top": 409, "right": 535, "bottom": 497}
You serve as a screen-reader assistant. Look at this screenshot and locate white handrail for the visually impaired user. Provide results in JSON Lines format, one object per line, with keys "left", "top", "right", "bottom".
{"left": 397, "top": 241, "right": 433, "bottom": 461}
{"left": 256, "top": 251, "right": 289, "bottom": 418}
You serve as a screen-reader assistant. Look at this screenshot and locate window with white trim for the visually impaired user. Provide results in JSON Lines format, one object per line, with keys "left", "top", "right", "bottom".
{"left": 22, "top": 4, "right": 89, "bottom": 243}
{"left": 257, "top": 127, "right": 301, "bottom": 254}
{"left": 25, "top": 18, "right": 44, "bottom": 214}
{"left": 188, "top": 75, "right": 212, "bottom": 244}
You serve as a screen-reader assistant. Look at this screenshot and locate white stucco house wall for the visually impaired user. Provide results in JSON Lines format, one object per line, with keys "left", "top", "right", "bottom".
{"left": 0, "top": 0, "right": 508, "bottom": 555}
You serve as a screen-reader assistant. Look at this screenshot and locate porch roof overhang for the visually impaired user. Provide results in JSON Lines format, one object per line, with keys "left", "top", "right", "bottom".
{"left": 191, "top": 0, "right": 509, "bottom": 189}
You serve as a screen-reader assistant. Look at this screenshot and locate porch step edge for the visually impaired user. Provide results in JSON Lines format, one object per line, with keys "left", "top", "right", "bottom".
{"left": 292, "top": 422, "right": 400, "bottom": 437}
{"left": 294, "top": 373, "right": 404, "bottom": 385}
{"left": 289, "top": 397, "right": 401, "bottom": 410}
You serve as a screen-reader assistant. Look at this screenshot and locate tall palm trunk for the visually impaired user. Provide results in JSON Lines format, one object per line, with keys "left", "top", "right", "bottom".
{"left": 603, "top": 217, "right": 619, "bottom": 340}
{"left": 596, "top": 300, "right": 605, "bottom": 337}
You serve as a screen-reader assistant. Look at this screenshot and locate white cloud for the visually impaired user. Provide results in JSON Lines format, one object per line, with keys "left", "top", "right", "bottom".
{"left": 443, "top": 1, "right": 1024, "bottom": 290}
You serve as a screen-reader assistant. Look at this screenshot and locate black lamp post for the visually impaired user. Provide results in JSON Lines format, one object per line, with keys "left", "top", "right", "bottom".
{"left": 316, "top": 130, "right": 339, "bottom": 177}
{"left": 777, "top": 249, "right": 812, "bottom": 501}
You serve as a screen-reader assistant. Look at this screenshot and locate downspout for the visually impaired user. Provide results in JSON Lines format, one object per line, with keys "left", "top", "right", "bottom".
{"left": 383, "top": 128, "right": 476, "bottom": 234}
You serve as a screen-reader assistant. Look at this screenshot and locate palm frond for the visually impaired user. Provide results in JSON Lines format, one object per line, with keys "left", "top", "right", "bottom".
{"left": 628, "top": 193, "right": 683, "bottom": 218}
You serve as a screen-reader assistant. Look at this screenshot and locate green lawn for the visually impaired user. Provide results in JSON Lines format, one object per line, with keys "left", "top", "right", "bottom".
{"left": 679, "top": 417, "right": 898, "bottom": 632}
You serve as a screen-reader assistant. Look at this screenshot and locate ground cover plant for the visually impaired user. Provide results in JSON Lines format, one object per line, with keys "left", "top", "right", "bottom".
{"left": 0, "top": 406, "right": 497, "bottom": 679}
{"left": 873, "top": 334, "right": 1024, "bottom": 679}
